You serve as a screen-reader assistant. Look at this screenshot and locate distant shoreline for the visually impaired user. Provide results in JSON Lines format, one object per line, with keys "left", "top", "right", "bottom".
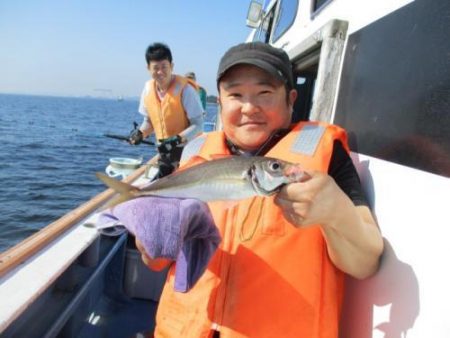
{"left": 0, "top": 92, "right": 220, "bottom": 103}
{"left": 0, "top": 92, "right": 141, "bottom": 101}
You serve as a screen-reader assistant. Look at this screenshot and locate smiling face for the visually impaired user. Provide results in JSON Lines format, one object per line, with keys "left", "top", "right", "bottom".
{"left": 148, "top": 59, "right": 174, "bottom": 91}
{"left": 218, "top": 64, "right": 297, "bottom": 151}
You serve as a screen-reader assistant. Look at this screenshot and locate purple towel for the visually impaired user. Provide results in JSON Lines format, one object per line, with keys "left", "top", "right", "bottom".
{"left": 97, "top": 197, "right": 221, "bottom": 292}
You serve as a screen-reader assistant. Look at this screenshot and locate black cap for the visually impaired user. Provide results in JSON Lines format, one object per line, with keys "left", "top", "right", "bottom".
{"left": 217, "top": 42, "right": 294, "bottom": 90}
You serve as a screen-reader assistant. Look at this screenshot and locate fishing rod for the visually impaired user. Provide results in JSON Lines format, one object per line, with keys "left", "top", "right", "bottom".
{"left": 104, "top": 121, "right": 155, "bottom": 145}
{"left": 103, "top": 133, "right": 154, "bottom": 145}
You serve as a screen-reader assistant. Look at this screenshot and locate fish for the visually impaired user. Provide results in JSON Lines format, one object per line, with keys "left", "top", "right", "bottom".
{"left": 96, "top": 156, "right": 306, "bottom": 205}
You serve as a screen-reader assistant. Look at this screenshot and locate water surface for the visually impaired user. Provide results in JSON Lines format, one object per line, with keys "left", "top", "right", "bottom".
{"left": 0, "top": 93, "right": 217, "bottom": 252}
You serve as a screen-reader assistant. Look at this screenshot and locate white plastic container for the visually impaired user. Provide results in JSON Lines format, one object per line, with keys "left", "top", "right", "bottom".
{"left": 105, "top": 157, "right": 142, "bottom": 179}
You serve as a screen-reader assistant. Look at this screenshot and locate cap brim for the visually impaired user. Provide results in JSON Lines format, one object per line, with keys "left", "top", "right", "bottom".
{"left": 217, "top": 58, "right": 286, "bottom": 84}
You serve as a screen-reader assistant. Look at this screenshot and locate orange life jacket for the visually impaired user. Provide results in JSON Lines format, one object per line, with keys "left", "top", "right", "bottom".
{"left": 144, "top": 75, "right": 195, "bottom": 140}
{"left": 154, "top": 121, "right": 350, "bottom": 338}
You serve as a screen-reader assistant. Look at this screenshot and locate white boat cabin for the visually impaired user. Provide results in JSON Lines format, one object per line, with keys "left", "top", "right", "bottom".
{"left": 246, "top": 0, "right": 450, "bottom": 336}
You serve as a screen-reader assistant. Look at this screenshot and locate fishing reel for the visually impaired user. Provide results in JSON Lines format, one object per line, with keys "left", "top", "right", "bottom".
{"left": 128, "top": 122, "right": 143, "bottom": 145}
{"left": 157, "top": 135, "right": 183, "bottom": 154}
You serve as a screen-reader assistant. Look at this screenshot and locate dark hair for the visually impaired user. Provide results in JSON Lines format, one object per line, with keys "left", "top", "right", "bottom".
{"left": 145, "top": 42, "right": 173, "bottom": 65}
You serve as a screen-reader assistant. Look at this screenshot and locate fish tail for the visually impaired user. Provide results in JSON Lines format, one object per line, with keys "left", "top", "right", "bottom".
{"left": 95, "top": 172, "right": 138, "bottom": 208}
{"left": 103, "top": 193, "right": 134, "bottom": 209}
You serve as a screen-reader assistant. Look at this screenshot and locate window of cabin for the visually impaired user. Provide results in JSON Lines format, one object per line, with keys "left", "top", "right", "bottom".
{"left": 252, "top": 7, "right": 275, "bottom": 43}
{"left": 312, "top": 0, "right": 333, "bottom": 15}
{"left": 292, "top": 71, "right": 317, "bottom": 123}
{"left": 272, "top": 0, "right": 299, "bottom": 42}
{"left": 289, "top": 20, "right": 348, "bottom": 122}
{"left": 334, "top": 0, "right": 450, "bottom": 177}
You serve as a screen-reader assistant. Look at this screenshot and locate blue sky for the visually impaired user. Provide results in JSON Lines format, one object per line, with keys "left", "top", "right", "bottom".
{"left": 0, "top": 1, "right": 254, "bottom": 98}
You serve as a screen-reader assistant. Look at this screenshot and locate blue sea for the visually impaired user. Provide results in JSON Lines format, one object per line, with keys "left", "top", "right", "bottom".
{"left": 0, "top": 93, "right": 218, "bottom": 252}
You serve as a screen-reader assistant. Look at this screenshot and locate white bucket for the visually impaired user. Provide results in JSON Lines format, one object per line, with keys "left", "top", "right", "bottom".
{"left": 105, "top": 157, "right": 142, "bottom": 179}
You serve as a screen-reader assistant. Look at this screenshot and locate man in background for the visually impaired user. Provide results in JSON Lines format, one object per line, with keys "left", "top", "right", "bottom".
{"left": 129, "top": 43, "right": 203, "bottom": 178}
{"left": 185, "top": 71, "right": 207, "bottom": 113}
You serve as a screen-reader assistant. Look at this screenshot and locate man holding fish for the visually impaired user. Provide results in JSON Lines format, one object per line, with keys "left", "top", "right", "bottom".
{"left": 99, "top": 42, "right": 383, "bottom": 337}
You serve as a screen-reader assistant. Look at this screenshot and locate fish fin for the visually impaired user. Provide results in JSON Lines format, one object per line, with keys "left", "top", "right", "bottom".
{"left": 95, "top": 172, "right": 138, "bottom": 208}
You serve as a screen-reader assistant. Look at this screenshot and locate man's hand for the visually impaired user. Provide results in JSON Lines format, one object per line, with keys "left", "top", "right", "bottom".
{"left": 274, "top": 170, "right": 343, "bottom": 228}
{"left": 136, "top": 238, "right": 173, "bottom": 271}
{"left": 157, "top": 135, "right": 183, "bottom": 154}
{"left": 274, "top": 171, "right": 383, "bottom": 279}
{"left": 129, "top": 129, "right": 143, "bottom": 145}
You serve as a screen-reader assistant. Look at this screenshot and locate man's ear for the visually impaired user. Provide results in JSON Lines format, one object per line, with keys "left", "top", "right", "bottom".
{"left": 289, "top": 88, "right": 298, "bottom": 108}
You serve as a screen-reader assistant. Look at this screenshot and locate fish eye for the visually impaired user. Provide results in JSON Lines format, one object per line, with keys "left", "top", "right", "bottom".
{"left": 269, "top": 161, "right": 281, "bottom": 171}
